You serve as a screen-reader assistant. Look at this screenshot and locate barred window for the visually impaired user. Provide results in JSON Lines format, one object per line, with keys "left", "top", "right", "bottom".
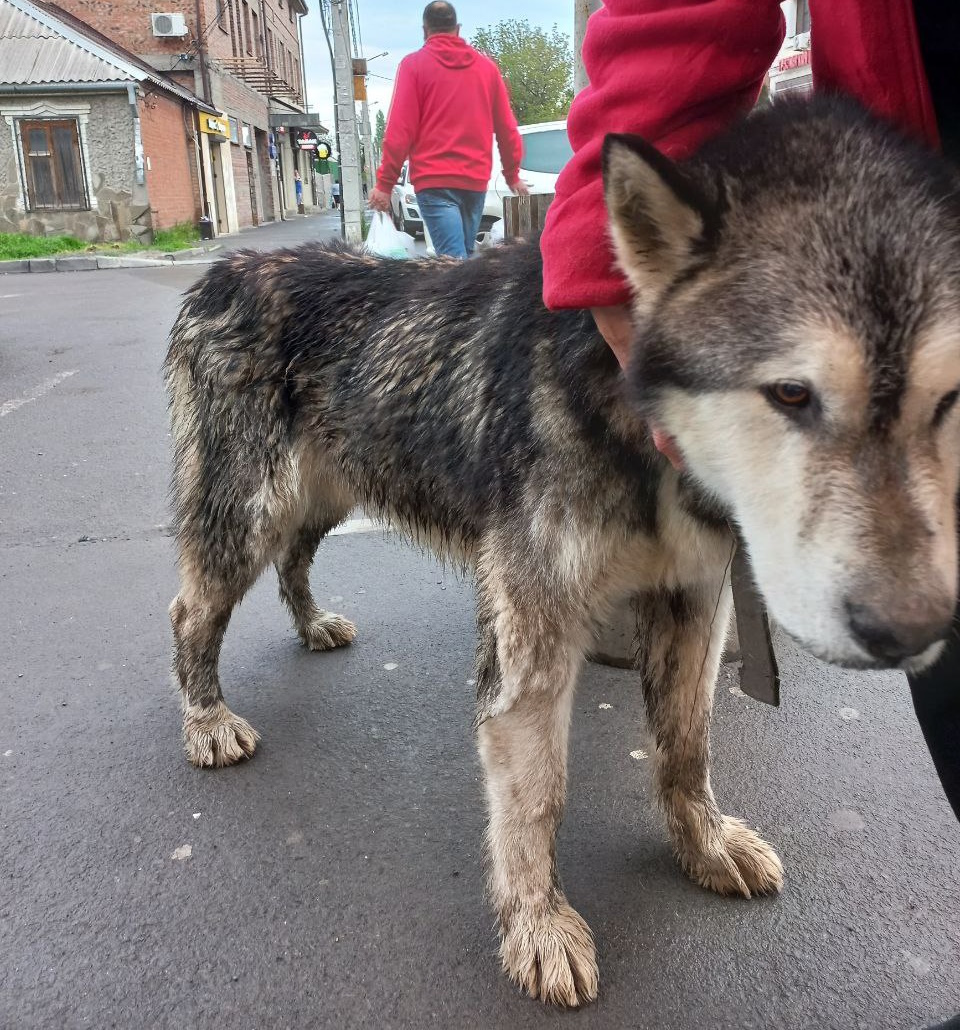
{"left": 19, "top": 119, "right": 88, "bottom": 211}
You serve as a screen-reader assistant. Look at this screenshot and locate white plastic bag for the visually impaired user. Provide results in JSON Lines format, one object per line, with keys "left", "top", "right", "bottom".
{"left": 366, "top": 212, "right": 415, "bottom": 259}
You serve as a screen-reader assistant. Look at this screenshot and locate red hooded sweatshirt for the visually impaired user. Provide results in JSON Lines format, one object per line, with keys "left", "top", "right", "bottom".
{"left": 375, "top": 33, "right": 524, "bottom": 195}
{"left": 540, "top": 0, "right": 939, "bottom": 310}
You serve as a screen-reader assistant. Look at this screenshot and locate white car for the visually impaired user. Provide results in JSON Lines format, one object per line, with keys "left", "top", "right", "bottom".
{"left": 390, "top": 163, "right": 423, "bottom": 237}
{"left": 485, "top": 120, "right": 573, "bottom": 223}
{"left": 391, "top": 123, "right": 573, "bottom": 244}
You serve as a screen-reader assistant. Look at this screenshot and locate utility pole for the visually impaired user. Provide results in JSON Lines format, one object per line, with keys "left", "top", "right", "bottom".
{"left": 573, "top": 0, "right": 601, "bottom": 94}
{"left": 331, "top": 0, "right": 363, "bottom": 242}
{"left": 360, "top": 96, "right": 376, "bottom": 192}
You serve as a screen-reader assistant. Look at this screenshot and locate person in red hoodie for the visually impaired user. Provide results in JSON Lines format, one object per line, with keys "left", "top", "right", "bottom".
{"left": 368, "top": 1, "right": 527, "bottom": 259}
{"left": 541, "top": 4, "right": 959, "bottom": 1027}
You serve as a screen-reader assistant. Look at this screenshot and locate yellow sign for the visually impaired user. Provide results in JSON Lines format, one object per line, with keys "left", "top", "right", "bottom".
{"left": 353, "top": 75, "right": 367, "bottom": 102}
{"left": 199, "top": 112, "right": 230, "bottom": 136}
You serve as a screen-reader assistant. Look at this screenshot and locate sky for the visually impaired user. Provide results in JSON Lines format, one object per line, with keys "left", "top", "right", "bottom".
{"left": 298, "top": 0, "right": 576, "bottom": 136}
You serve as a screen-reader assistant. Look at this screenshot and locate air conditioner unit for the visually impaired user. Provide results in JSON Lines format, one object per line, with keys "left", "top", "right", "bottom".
{"left": 151, "top": 12, "right": 188, "bottom": 36}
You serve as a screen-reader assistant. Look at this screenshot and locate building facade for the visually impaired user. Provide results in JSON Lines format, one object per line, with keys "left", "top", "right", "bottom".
{"left": 0, "top": 0, "right": 215, "bottom": 240}
{"left": 769, "top": 0, "right": 812, "bottom": 99}
{"left": 49, "top": 0, "right": 325, "bottom": 234}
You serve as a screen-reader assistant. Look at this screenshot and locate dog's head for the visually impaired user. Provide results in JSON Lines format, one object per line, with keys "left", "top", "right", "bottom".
{"left": 603, "top": 98, "right": 960, "bottom": 670}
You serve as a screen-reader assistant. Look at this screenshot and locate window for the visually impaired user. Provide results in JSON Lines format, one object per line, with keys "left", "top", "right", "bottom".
{"left": 795, "top": 0, "right": 811, "bottom": 35}
{"left": 288, "top": 3, "right": 293, "bottom": 23}
{"left": 217, "top": 0, "right": 228, "bottom": 31}
{"left": 242, "top": 1, "right": 252, "bottom": 54}
{"left": 519, "top": 128, "right": 573, "bottom": 175}
{"left": 19, "top": 119, "right": 88, "bottom": 210}
{"left": 228, "top": 116, "right": 240, "bottom": 144}
{"left": 251, "top": 9, "right": 261, "bottom": 58}
{"left": 227, "top": 0, "right": 238, "bottom": 53}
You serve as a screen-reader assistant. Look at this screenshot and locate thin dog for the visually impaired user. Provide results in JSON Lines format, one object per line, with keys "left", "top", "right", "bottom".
{"left": 165, "top": 97, "right": 960, "bottom": 1006}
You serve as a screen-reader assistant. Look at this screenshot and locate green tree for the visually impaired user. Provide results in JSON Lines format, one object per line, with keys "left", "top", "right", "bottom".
{"left": 375, "top": 108, "right": 386, "bottom": 159}
{"left": 471, "top": 19, "right": 573, "bottom": 125}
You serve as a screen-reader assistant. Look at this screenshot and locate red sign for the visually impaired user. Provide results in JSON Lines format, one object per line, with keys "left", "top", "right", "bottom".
{"left": 295, "top": 130, "right": 320, "bottom": 151}
{"left": 778, "top": 50, "right": 811, "bottom": 72}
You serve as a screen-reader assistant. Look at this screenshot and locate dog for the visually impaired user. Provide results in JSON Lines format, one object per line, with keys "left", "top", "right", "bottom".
{"left": 165, "top": 96, "right": 960, "bottom": 1007}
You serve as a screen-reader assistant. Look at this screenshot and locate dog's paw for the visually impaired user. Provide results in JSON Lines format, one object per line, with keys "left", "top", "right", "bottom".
{"left": 500, "top": 900, "right": 599, "bottom": 1008}
{"left": 183, "top": 701, "right": 260, "bottom": 768}
{"left": 300, "top": 612, "right": 357, "bottom": 651}
{"left": 682, "top": 815, "right": 784, "bottom": 898}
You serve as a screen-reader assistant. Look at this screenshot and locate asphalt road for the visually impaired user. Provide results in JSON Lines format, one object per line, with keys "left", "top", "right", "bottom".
{"left": 1, "top": 217, "right": 958, "bottom": 1029}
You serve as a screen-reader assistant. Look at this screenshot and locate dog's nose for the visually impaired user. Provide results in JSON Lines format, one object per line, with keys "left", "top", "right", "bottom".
{"left": 846, "top": 602, "right": 951, "bottom": 664}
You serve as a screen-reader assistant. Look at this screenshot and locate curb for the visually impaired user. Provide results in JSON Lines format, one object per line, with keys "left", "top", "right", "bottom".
{"left": 0, "top": 243, "right": 223, "bottom": 275}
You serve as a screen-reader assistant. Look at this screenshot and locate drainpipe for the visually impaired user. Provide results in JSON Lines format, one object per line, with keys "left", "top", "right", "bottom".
{"left": 193, "top": 0, "right": 213, "bottom": 102}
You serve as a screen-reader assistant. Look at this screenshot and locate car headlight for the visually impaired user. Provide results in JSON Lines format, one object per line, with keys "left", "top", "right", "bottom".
{"left": 404, "top": 193, "right": 416, "bottom": 204}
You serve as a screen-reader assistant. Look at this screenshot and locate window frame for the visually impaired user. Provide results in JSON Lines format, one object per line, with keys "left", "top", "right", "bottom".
{"left": 18, "top": 117, "right": 90, "bottom": 212}
{"left": 242, "top": 1, "right": 252, "bottom": 55}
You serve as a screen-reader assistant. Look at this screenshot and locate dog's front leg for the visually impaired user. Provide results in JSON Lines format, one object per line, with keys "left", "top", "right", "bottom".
{"left": 475, "top": 593, "right": 598, "bottom": 1007}
{"left": 636, "top": 575, "right": 784, "bottom": 898}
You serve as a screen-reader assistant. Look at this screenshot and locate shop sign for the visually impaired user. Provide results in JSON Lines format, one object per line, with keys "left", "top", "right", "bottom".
{"left": 199, "top": 112, "right": 230, "bottom": 137}
{"left": 295, "top": 129, "right": 320, "bottom": 151}
{"left": 778, "top": 50, "right": 810, "bottom": 72}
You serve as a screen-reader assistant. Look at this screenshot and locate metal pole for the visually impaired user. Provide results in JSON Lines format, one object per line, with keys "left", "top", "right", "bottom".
{"left": 573, "top": 0, "right": 601, "bottom": 94}
{"left": 331, "top": 0, "right": 363, "bottom": 242}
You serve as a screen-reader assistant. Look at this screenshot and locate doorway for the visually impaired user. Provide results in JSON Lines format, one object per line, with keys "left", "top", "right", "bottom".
{"left": 245, "top": 150, "right": 259, "bottom": 226}
{"left": 208, "top": 144, "right": 229, "bottom": 235}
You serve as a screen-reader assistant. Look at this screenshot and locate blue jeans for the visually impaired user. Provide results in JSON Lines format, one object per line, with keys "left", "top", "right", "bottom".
{"left": 416, "top": 188, "right": 486, "bottom": 259}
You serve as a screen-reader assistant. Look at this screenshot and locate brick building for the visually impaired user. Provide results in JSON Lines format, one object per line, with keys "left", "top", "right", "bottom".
{"left": 769, "top": 0, "right": 812, "bottom": 98}
{"left": 49, "top": 0, "right": 325, "bottom": 233}
{"left": 0, "top": 0, "right": 216, "bottom": 241}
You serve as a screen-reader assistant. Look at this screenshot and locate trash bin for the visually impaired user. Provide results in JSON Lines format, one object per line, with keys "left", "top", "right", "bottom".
{"left": 198, "top": 216, "right": 214, "bottom": 241}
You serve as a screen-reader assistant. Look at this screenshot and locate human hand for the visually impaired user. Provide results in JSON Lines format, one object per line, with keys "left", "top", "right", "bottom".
{"left": 591, "top": 304, "right": 633, "bottom": 370}
{"left": 368, "top": 187, "right": 392, "bottom": 212}
{"left": 510, "top": 179, "right": 531, "bottom": 196}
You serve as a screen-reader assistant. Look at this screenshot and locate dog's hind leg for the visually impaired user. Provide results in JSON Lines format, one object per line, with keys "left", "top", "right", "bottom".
{"left": 475, "top": 573, "right": 599, "bottom": 1008}
{"left": 169, "top": 452, "right": 303, "bottom": 767}
{"left": 171, "top": 567, "right": 260, "bottom": 769}
{"left": 275, "top": 515, "right": 357, "bottom": 651}
{"left": 636, "top": 569, "right": 784, "bottom": 898}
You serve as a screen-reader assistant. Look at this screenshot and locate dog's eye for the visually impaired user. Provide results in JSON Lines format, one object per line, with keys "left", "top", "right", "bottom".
{"left": 767, "top": 382, "right": 811, "bottom": 409}
{"left": 933, "top": 389, "right": 959, "bottom": 427}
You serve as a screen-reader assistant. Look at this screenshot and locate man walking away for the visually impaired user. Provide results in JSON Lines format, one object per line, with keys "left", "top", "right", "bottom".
{"left": 368, "top": 1, "right": 528, "bottom": 258}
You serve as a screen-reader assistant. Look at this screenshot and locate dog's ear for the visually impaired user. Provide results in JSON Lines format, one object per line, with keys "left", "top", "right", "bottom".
{"left": 603, "top": 133, "right": 718, "bottom": 313}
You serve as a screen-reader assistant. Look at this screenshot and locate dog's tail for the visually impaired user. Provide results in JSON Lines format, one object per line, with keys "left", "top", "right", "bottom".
{"left": 164, "top": 253, "right": 298, "bottom": 576}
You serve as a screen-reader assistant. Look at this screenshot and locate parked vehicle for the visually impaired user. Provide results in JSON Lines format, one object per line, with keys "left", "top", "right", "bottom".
{"left": 390, "top": 164, "right": 423, "bottom": 237}
{"left": 484, "top": 121, "right": 573, "bottom": 223}
{"left": 391, "top": 123, "right": 574, "bottom": 246}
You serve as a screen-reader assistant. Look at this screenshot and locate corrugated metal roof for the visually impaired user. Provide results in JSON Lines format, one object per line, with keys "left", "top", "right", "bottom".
{"left": 0, "top": 2, "right": 132, "bottom": 83}
{"left": 0, "top": 0, "right": 216, "bottom": 110}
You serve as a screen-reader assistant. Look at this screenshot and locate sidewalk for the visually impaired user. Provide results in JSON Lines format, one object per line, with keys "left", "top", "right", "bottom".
{"left": 213, "top": 208, "right": 344, "bottom": 254}
{"left": 0, "top": 210, "right": 345, "bottom": 275}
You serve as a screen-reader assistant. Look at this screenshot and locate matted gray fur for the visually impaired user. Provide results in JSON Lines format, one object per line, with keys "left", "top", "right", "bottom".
{"left": 165, "top": 97, "right": 960, "bottom": 1007}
